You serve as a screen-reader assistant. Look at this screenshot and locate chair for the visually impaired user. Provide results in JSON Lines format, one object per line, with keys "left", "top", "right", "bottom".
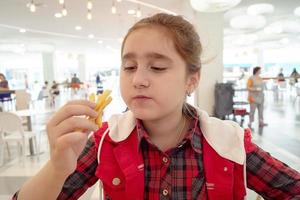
{"left": 0, "top": 112, "right": 40, "bottom": 160}
{"left": 15, "top": 90, "right": 31, "bottom": 110}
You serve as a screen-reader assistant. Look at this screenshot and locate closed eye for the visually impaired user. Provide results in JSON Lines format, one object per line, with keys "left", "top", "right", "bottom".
{"left": 150, "top": 66, "right": 167, "bottom": 72}
{"left": 123, "top": 66, "right": 137, "bottom": 71}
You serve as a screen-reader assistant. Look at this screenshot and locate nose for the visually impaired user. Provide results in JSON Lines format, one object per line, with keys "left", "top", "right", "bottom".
{"left": 132, "top": 67, "right": 150, "bottom": 89}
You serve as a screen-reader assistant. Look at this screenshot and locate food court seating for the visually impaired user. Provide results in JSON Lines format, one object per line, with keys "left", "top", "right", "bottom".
{"left": 0, "top": 112, "right": 40, "bottom": 163}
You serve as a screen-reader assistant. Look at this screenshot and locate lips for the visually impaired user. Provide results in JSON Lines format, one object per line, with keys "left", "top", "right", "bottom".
{"left": 133, "top": 95, "right": 152, "bottom": 99}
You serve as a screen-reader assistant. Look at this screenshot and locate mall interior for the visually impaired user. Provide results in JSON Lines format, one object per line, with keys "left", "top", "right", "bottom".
{"left": 0, "top": 0, "right": 300, "bottom": 199}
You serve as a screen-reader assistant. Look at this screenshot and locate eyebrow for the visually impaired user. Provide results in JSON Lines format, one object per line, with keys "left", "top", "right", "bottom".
{"left": 122, "top": 52, "right": 172, "bottom": 62}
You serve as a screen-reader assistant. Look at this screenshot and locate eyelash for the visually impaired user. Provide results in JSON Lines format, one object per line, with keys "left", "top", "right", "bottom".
{"left": 123, "top": 66, "right": 166, "bottom": 72}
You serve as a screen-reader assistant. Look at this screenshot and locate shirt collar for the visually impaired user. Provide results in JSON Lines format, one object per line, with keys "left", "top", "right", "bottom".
{"left": 136, "top": 115, "right": 203, "bottom": 154}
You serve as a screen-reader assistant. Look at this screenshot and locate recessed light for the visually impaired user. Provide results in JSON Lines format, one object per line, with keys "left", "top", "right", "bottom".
{"left": 88, "top": 34, "right": 94, "bottom": 39}
{"left": 111, "top": 6, "right": 117, "bottom": 14}
{"left": 30, "top": 3, "right": 36, "bottom": 12}
{"left": 128, "top": 9, "right": 136, "bottom": 15}
{"left": 87, "top": 1, "right": 93, "bottom": 9}
{"left": 117, "top": 0, "right": 122, "bottom": 2}
{"left": 62, "top": 8, "right": 67, "bottom": 16}
{"left": 136, "top": 10, "right": 142, "bottom": 18}
{"left": 87, "top": 12, "right": 92, "bottom": 20}
{"left": 59, "top": 0, "right": 64, "bottom": 5}
{"left": 19, "top": 29, "right": 27, "bottom": 33}
{"left": 75, "top": 26, "right": 82, "bottom": 30}
{"left": 97, "top": 40, "right": 103, "bottom": 44}
{"left": 54, "top": 13, "right": 63, "bottom": 18}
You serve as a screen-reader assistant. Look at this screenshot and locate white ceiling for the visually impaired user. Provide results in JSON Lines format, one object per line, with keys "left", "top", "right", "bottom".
{"left": 0, "top": 0, "right": 299, "bottom": 55}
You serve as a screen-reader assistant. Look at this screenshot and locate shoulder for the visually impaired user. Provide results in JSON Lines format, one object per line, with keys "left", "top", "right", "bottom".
{"left": 197, "top": 109, "right": 246, "bottom": 164}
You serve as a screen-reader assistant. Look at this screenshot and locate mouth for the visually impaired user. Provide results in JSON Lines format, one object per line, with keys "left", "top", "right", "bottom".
{"left": 132, "top": 95, "right": 152, "bottom": 100}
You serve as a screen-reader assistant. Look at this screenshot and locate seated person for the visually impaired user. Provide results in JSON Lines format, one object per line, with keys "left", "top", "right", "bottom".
{"left": 0, "top": 73, "right": 9, "bottom": 90}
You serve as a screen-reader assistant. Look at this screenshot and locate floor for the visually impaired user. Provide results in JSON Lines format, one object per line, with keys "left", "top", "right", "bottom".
{"left": 0, "top": 87, "right": 300, "bottom": 200}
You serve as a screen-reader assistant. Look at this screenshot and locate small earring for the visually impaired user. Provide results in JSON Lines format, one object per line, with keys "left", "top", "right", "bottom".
{"left": 186, "top": 91, "right": 191, "bottom": 97}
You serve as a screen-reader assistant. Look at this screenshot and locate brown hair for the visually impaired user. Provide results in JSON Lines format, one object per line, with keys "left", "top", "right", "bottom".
{"left": 121, "top": 13, "right": 202, "bottom": 119}
{"left": 253, "top": 66, "right": 261, "bottom": 75}
{"left": 121, "top": 13, "right": 202, "bottom": 75}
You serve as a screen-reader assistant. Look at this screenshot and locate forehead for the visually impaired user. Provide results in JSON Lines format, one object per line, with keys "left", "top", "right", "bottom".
{"left": 122, "top": 26, "right": 180, "bottom": 60}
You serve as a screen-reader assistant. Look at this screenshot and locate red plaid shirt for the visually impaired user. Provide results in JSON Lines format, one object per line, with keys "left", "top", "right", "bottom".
{"left": 12, "top": 118, "right": 300, "bottom": 199}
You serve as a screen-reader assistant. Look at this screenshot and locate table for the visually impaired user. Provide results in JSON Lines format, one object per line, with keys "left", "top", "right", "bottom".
{"left": 13, "top": 108, "right": 55, "bottom": 155}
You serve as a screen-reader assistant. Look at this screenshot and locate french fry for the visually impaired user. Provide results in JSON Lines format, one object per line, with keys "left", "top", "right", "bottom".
{"left": 95, "top": 90, "right": 111, "bottom": 111}
{"left": 88, "top": 90, "right": 112, "bottom": 128}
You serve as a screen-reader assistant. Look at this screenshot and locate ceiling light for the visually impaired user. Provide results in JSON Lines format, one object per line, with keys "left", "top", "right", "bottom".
{"left": 247, "top": 3, "right": 274, "bottom": 16}
{"left": 75, "top": 26, "right": 82, "bottom": 30}
{"left": 230, "top": 15, "right": 266, "bottom": 30}
{"left": 59, "top": 0, "right": 64, "bottom": 5}
{"left": 87, "top": 1, "right": 93, "bottom": 10}
{"left": 62, "top": 6, "right": 67, "bottom": 16}
{"left": 54, "top": 12, "right": 63, "bottom": 18}
{"left": 136, "top": 6, "right": 142, "bottom": 18}
{"left": 116, "top": 0, "right": 122, "bottom": 2}
{"left": 88, "top": 34, "right": 94, "bottom": 39}
{"left": 19, "top": 29, "right": 27, "bottom": 33}
{"left": 111, "top": 5, "right": 117, "bottom": 14}
{"left": 87, "top": 12, "right": 92, "bottom": 20}
{"left": 30, "top": 2, "right": 36, "bottom": 12}
{"left": 190, "top": 0, "right": 241, "bottom": 12}
{"left": 97, "top": 40, "right": 103, "bottom": 44}
{"left": 294, "top": 7, "right": 300, "bottom": 17}
{"left": 128, "top": 9, "right": 136, "bottom": 15}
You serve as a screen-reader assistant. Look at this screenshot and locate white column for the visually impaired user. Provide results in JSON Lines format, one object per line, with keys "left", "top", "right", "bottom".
{"left": 42, "top": 53, "right": 55, "bottom": 83}
{"left": 78, "top": 54, "right": 87, "bottom": 82}
{"left": 256, "top": 49, "right": 264, "bottom": 67}
{"left": 193, "top": 13, "right": 224, "bottom": 115}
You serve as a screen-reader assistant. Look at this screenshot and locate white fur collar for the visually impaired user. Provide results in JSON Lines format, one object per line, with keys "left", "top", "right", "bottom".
{"left": 107, "top": 109, "right": 245, "bottom": 164}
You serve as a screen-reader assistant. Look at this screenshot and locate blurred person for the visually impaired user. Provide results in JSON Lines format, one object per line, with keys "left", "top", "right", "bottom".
{"left": 0, "top": 73, "right": 9, "bottom": 90}
{"left": 70, "top": 73, "right": 81, "bottom": 93}
{"left": 12, "top": 13, "right": 300, "bottom": 200}
{"left": 50, "top": 81, "right": 60, "bottom": 106}
{"left": 247, "top": 66, "right": 267, "bottom": 129}
{"left": 37, "top": 81, "right": 49, "bottom": 100}
{"left": 96, "top": 74, "right": 103, "bottom": 94}
{"left": 247, "top": 67, "right": 267, "bottom": 128}
{"left": 277, "top": 68, "right": 285, "bottom": 82}
{"left": 290, "top": 68, "right": 300, "bottom": 86}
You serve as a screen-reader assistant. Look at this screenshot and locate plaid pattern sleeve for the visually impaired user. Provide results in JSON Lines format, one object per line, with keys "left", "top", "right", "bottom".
{"left": 246, "top": 142, "right": 300, "bottom": 199}
{"left": 11, "top": 137, "right": 98, "bottom": 200}
{"left": 57, "top": 137, "right": 98, "bottom": 199}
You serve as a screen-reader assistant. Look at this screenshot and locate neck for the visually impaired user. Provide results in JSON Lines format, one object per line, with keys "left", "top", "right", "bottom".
{"left": 142, "top": 110, "right": 188, "bottom": 151}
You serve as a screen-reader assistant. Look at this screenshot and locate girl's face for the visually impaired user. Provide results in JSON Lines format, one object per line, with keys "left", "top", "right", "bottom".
{"left": 120, "top": 26, "right": 198, "bottom": 121}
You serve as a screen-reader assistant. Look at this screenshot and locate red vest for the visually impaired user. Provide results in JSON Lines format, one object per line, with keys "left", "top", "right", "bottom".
{"left": 94, "top": 123, "right": 251, "bottom": 200}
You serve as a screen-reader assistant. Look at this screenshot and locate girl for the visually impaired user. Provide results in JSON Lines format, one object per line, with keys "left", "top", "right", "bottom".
{"left": 13, "top": 13, "right": 300, "bottom": 200}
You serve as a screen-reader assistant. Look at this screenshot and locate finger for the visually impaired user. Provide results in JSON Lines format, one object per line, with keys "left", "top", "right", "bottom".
{"left": 54, "top": 117, "right": 98, "bottom": 137}
{"left": 64, "top": 99, "right": 97, "bottom": 108}
{"left": 49, "top": 104, "right": 98, "bottom": 126}
{"left": 55, "top": 131, "right": 89, "bottom": 155}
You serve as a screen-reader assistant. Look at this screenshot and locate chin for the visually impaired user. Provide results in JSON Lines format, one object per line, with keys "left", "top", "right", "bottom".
{"left": 130, "top": 107, "right": 158, "bottom": 121}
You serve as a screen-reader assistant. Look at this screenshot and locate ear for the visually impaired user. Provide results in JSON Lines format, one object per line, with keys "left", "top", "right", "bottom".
{"left": 186, "top": 71, "right": 200, "bottom": 93}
